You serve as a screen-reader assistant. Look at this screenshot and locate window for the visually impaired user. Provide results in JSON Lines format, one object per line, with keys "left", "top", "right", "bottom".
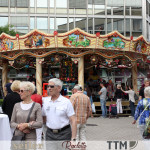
{"left": 56, "top": 18, "right": 67, "bottom": 33}
{"left": 88, "top": 18, "right": 93, "bottom": 34}
{"left": 50, "top": 18, "right": 54, "bottom": 33}
{"left": 94, "top": 0, "right": 105, "bottom": 15}
{"left": 75, "top": 18, "right": 87, "bottom": 31}
{"left": 94, "top": 18, "right": 105, "bottom": 35}
{"left": 107, "top": 0, "right": 124, "bottom": 15}
{"left": 113, "top": 18, "right": 124, "bottom": 35}
{"left": 56, "top": 0, "right": 67, "bottom": 14}
{"left": 56, "top": 0, "right": 67, "bottom": 8}
{"left": 69, "top": 0, "right": 86, "bottom": 9}
{"left": 0, "top": 17, "right": 8, "bottom": 26}
{"left": 131, "top": 19, "right": 142, "bottom": 37}
{"left": 131, "top": 7, "right": 142, "bottom": 16}
{"left": 37, "top": 18, "right": 48, "bottom": 30}
{"left": 69, "top": 0, "right": 87, "bottom": 14}
{"left": 10, "top": 0, "right": 28, "bottom": 7}
{"left": 37, "top": 0, "right": 47, "bottom": 7}
{"left": 50, "top": 0, "right": 54, "bottom": 8}
{"left": 30, "top": 17, "right": 34, "bottom": 30}
{"left": 69, "top": 18, "right": 74, "bottom": 30}
{"left": 107, "top": 18, "right": 112, "bottom": 33}
{"left": 125, "top": 19, "right": 130, "bottom": 37}
{"left": 0, "top": 0, "right": 8, "bottom": 7}
{"left": 30, "top": 0, "right": 34, "bottom": 7}
{"left": 10, "top": 17, "right": 28, "bottom": 27}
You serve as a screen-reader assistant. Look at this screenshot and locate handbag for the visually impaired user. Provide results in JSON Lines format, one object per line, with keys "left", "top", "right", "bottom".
{"left": 143, "top": 118, "right": 150, "bottom": 139}
{"left": 92, "top": 103, "right": 96, "bottom": 113}
{"left": 134, "top": 93, "right": 139, "bottom": 101}
{"left": 11, "top": 102, "right": 35, "bottom": 141}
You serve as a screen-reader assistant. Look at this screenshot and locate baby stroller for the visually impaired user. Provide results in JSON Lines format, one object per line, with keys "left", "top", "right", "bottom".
{"left": 109, "top": 99, "right": 118, "bottom": 118}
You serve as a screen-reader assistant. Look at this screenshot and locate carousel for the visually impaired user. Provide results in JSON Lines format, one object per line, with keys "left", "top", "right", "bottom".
{"left": 0, "top": 28, "right": 149, "bottom": 96}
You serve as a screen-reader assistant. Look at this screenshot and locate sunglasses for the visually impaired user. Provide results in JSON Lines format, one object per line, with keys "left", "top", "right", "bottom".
{"left": 47, "top": 85, "right": 55, "bottom": 88}
{"left": 19, "top": 90, "right": 28, "bottom": 93}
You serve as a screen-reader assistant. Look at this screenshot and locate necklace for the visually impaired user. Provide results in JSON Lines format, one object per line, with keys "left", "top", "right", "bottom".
{"left": 23, "top": 99, "right": 32, "bottom": 104}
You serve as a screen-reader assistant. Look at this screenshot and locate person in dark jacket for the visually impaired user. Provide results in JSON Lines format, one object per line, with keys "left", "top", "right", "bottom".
{"left": 115, "top": 84, "right": 123, "bottom": 114}
{"left": 2, "top": 80, "right": 22, "bottom": 121}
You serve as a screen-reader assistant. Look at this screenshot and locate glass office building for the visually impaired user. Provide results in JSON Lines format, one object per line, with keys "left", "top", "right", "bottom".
{"left": 0, "top": 0, "right": 149, "bottom": 40}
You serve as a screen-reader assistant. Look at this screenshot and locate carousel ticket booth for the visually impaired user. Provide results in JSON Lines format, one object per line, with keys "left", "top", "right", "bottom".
{"left": 0, "top": 28, "right": 149, "bottom": 104}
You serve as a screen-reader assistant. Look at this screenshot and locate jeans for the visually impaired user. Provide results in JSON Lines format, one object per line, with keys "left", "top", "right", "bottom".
{"left": 100, "top": 99, "right": 107, "bottom": 117}
{"left": 117, "top": 99, "right": 123, "bottom": 114}
{"left": 129, "top": 101, "right": 135, "bottom": 117}
{"left": 90, "top": 96, "right": 93, "bottom": 105}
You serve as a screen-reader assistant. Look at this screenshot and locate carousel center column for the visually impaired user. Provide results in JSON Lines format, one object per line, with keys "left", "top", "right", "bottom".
{"left": 36, "top": 58, "right": 43, "bottom": 95}
{"left": 78, "top": 56, "right": 84, "bottom": 90}
{"left": 2, "top": 60, "right": 8, "bottom": 96}
{"left": 131, "top": 61, "right": 138, "bottom": 93}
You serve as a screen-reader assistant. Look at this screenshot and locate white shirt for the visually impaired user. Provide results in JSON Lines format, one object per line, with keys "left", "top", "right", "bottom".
{"left": 124, "top": 90, "right": 135, "bottom": 103}
{"left": 20, "top": 102, "right": 33, "bottom": 110}
{"left": 42, "top": 94, "right": 75, "bottom": 129}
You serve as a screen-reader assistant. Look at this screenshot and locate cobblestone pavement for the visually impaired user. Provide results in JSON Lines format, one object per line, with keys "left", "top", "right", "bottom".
{"left": 86, "top": 117, "right": 141, "bottom": 141}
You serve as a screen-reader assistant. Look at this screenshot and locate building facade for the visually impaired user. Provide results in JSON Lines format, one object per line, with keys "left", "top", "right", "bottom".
{"left": 0, "top": 0, "right": 149, "bottom": 97}
{"left": 0, "top": 0, "right": 149, "bottom": 40}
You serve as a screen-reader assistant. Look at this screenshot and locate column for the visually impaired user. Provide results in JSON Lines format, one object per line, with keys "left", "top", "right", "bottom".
{"left": 2, "top": 60, "right": 8, "bottom": 96}
{"left": 131, "top": 61, "right": 138, "bottom": 93}
{"left": 36, "top": 58, "right": 42, "bottom": 95}
{"left": 78, "top": 56, "right": 84, "bottom": 90}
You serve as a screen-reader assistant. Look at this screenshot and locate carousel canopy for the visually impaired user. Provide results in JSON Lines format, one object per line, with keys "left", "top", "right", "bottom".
{"left": 0, "top": 28, "right": 149, "bottom": 62}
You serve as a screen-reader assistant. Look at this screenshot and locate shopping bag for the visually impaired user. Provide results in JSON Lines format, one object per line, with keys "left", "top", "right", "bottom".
{"left": 143, "top": 119, "right": 150, "bottom": 139}
{"left": 92, "top": 103, "right": 96, "bottom": 113}
{"left": 134, "top": 93, "right": 139, "bottom": 101}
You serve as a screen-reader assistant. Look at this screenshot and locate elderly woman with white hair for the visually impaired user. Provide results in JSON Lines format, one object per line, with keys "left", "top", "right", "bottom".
{"left": 115, "top": 84, "right": 123, "bottom": 114}
{"left": 11, "top": 81, "right": 43, "bottom": 141}
{"left": 132, "top": 86, "right": 150, "bottom": 139}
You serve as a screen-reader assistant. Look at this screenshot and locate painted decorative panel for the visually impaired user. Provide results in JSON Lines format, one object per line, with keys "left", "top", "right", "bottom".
{"left": 0, "top": 38, "right": 14, "bottom": 51}
{"left": 63, "top": 33, "right": 90, "bottom": 47}
{"left": 24, "top": 34, "right": 50, "bottom": 48}
{"left": 103, "top": 36, "right": 125, "bottom": 49}
{"left": 134, "top": 40, "right": 147, "bottom": 53}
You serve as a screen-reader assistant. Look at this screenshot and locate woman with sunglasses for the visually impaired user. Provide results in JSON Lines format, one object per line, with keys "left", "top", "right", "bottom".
{"left": 11, "top": 81, "right": 43, "bottom": 141}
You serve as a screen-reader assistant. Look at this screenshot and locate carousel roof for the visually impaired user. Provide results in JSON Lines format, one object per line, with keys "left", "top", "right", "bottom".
{"left": 0, "top": 28, "right": 149, "bottom": 62}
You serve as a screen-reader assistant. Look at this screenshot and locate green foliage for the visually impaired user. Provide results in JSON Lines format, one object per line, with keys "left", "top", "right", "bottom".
{"left": 0, "top": 24, "right": 19, "bottom": 36}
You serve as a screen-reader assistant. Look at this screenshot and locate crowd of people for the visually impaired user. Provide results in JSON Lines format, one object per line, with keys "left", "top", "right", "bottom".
{"left": 1, "top": 77, "right": 150, "bottom": 150}
{"left": 2, "top": 78, "right": 92, "bottom": 150}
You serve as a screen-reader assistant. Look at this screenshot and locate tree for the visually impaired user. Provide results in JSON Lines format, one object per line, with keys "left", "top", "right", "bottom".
{"left": 0, "top": 24, "right": 19, "bottom": 36}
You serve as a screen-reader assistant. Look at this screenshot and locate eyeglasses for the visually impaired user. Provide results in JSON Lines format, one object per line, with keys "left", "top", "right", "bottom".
{"left": 19, "top": 90, "right": 28, "bottom": 93}
{"left": 47, "top": 85, "right": 55, "bottom": 88}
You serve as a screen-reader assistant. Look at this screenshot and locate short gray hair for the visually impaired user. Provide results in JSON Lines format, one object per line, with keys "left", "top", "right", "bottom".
{"left": 73, "top": 84, "right": 82, "bottom": 91}
{"left": 20, "top": 81, "right": 35, "bottom": 94}
{"left": 117, "top": 84, "right": 121, "bottom": 89}
{"left": 144, "top": 86, "right": 150, "bottom": 97}
{"left": 48, "top": 78, "right": 63, "bottom": 90}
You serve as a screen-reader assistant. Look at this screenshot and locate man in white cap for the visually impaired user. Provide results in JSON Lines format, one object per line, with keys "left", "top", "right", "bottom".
{"left": 70, "top": 84, "right": 92, "bottom": 142}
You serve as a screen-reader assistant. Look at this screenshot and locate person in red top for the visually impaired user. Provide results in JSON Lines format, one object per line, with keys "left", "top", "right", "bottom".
{"left": 31, "top": 88, "right": 43, "bottom": 143}
{"left": 31, "top": 89, "right": 42, "bottom": 107}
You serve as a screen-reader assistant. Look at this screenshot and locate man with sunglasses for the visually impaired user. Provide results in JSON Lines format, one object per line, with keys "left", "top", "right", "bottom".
{"left": 42, "top": 78, "right": 77, "bottom": 150}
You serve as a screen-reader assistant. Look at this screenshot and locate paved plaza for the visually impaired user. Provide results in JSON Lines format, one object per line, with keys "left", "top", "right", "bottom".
{"left": 86, "top": 117, "right": 141, "bottom": 141}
